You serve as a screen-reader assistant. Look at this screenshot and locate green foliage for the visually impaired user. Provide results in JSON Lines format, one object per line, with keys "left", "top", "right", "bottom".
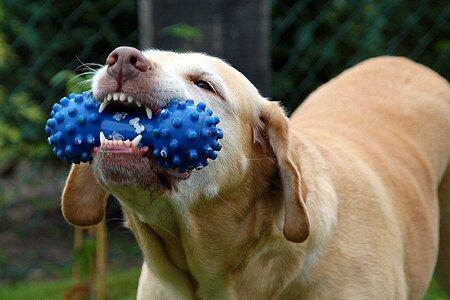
{"left": 0, "top": 267, "right": 140, "bottom": 299}
{"left": 0, "top": 0, "right": 137, "bottom": 165}
{"left": 0, "top": 0, "right": 448, "bottom": 165}
{"left": 74, "top": 236, "right": 97, "bottom": 280}
{"left": 161, "top": 23, "right": 203, "bottom": 42}
{"left": 0, "top": 90, "right": 47, "bottom": 168}
{"left": 424, "top": 277, "right": 450, "bottom": 300}
{"left": 50, "top": 69, "right": 93, "bottom": 95}
{"left": 160, "top": 23, "right": 204, "bottom": 52}
{"left": 0, "top": 270, "right": 446, "bottom": 299}
{"left": 271, "top": 0, "right": 450, "bottom": 111}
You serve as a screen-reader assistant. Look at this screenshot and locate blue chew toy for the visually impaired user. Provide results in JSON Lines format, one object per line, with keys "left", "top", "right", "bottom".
{"left": 45, "top": 92, "right": 223, "bottom": 173}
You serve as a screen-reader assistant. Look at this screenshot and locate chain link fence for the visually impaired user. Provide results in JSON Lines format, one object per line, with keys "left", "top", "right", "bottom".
{"left": 271, "top": 0, "right": 450, "bottom": 112}
{"left": 1, "top": 0, "right": 449, "bottom": 292}
{"left": 4, "top": 0, "right": 138, "bottom": 103}
{"left": 0, "top": 0, "right": 449, "bottom": 165}
{"left": 0, "top": 0, "right": 139, "bottom": 283}
{"left": 0, "top": 0, "right": 138, "bottom": 167}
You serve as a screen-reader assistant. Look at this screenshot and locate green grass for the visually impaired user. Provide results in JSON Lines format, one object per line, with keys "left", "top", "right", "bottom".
{"left": 0, "top": 268, "right": 140, "bottom": 300}
{"left": 424, "top": 277, "right": 449, "bottom": 300}
{"left": 0, "top": 269, "right": 448, "bottom": 299}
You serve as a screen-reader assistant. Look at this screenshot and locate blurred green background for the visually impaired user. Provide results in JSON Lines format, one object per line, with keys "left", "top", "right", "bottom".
{"left": 0, "top": 0, "right": 449, "bottom": 298}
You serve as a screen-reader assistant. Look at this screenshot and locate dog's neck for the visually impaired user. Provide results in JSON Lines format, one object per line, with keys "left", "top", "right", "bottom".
{"left": 115, "top": 133, "right": 338, "bottom": 298}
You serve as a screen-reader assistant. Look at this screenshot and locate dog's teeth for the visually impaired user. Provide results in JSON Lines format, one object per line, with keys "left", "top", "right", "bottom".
{"left": 136, "top": 101, "right": 142, "bottom": 107}
{"left": 119, "top": 93, "right": 127, "bottom": 101}
{"left": 99, "top": 132, "right": 106, "bottom": 144}
{"left": 145, "top": 107, "right": 153, "bottom": 119}
{"left": 113, "top": 93, "right": 119, "bottom": 101}
{"left": 99, "top": 101, "right": 109, "bottom": 113}
{"left": 127, "top": 96, "right": 133, "bottom": 103}
{"left": 107, "top": 94, "right": 112, "bottom": 101}
{"left": 124, "top": 139, "right": 131, "bottom": 147}
{"left": 131, "top": 135, "right": 142, "bottom": 146}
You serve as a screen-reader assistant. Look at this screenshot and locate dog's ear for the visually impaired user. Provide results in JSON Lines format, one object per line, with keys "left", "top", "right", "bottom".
{"left": 258, "top": 101, "right": 310, "bottom": 243}
{"left": 62, "top": 163, "right": 110, "bottom": 227}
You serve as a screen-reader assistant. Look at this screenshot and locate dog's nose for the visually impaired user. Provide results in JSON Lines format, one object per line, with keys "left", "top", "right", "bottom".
{"left": 106, "top": 46, "right": 150, "bottom": 81}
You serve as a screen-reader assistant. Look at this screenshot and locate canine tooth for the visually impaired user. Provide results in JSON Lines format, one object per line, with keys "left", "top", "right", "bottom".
{"left": 99, "top": 101, "right": 109, "bottom": 113}
{"left": 119, "top": 93, "right": 127, "bottom": 101}
{"left": 99, "top": 132, "right": 106, "bottom": 144}
{"left": 145, "top": 107, "right": 153, "bottom": 119}
{"left": 113, "top": 93, "right": 119, "bottom": 101}
{"left": 107, "top": 94, "right": 112, "bottom": 101}
{"left": 136, "top": 101, "right": 142, "bottom": 107}
{"left": 131, "top": 135, "right": 142, "bottom": 146}
{"left": 127, "top": 96, "right": 134, "bottom": 103}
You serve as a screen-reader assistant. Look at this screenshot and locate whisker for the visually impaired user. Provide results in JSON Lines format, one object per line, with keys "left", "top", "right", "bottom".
{"left": 68, "top": 73, "right": 94, "bottom": 85}
{"left": 151, "top": 222, "right": 180, "bottom": 242}
{"left": 73, "top": 79, "right": 93, "bottom": 87}
{"left": 71, "top": 71, "right": 96, "bottom": 80}
{"left": 82, "top": 62, "right": 103, "bottom": 68}
{"left": 75, "top": 56, "right": 102, "bottom": 73}
{"left": 216, "top": 193, "right": 248, "bottom": 222}
{"left": 67, "top": 72, "right": 94, "bottom": 92}
{"left": 106, "top": 217, "right": 126, "bottom": 223}
{"left": 112, "top": 224, "right": 127, "bottom": 232}
{"left": 246, "top": 157, "right": 273, "bottom": 161}
{"left": 75, "top": 70, "right": 96, "bottom": 76}
{"left": 74, "top": 77, "right": 93, "bottom": 83}
{"left": 71, "top": 81, "right": 93, "bottom": 93}
{"left": 75, "top": 65, "right": 94, "bottom": 73}
{"left": 74, "top": 64, "right": 97, "bottom": 73}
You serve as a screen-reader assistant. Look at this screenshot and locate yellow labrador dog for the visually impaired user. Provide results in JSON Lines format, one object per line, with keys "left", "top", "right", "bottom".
{"left": 61, "top": 47, "right": 450, "bottom": 299}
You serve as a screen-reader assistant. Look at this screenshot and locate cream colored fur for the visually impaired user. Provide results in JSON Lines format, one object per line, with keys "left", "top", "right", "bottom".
{"left": 62, "top": 51, "right": 450, "bottom": 299}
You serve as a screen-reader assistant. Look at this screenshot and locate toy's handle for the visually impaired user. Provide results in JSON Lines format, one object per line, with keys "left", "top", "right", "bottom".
{"left": 100, "top": 99, "right": 223, "bottom": 172}
{"left": 45, "top": 93, "right": 223, "bottom": 172}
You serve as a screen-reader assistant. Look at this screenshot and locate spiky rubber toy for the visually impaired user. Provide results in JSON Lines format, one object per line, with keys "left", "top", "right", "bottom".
{"left": 45, "top": 92, "right": 223, "bottom": 173}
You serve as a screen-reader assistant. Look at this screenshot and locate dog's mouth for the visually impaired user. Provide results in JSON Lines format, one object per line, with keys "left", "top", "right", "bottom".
{"left": 97, "top": 92, "right": 159, "bottom": 119}
{"left": 92, "top": 91, "right": 191, "bottom": 191}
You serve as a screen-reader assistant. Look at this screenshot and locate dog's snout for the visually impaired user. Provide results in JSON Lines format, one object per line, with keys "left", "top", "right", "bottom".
{"left": 106, "top": 46, "right": 150, "bottom": 82}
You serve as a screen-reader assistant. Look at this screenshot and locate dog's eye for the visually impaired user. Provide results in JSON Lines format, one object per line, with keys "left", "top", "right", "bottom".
{"left": 195, "top": 80, "right": 215, "bottom": 93}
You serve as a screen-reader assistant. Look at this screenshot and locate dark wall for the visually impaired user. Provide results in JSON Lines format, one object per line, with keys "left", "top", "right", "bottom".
{"left": 139, "top": 0, "right": 270, "bottom": 96}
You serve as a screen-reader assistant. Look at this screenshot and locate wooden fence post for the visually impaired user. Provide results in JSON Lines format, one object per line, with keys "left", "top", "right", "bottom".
{"left": 96, "top": 221, "right": 107, "bottom": 300}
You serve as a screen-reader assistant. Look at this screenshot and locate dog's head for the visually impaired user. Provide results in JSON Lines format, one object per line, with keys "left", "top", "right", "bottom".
{"left": 62, "top": 47, "right": 309, "bottom": 243}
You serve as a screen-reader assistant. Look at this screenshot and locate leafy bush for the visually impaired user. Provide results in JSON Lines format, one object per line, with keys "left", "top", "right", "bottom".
{"left": 0, "top": 0, "right": 448, "bottom": 167}
{"left": 0, "top": 0, "right": 137, "bottom": 169}
{"left": 272, "top": 0, "right": 450, "bottom": 111}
